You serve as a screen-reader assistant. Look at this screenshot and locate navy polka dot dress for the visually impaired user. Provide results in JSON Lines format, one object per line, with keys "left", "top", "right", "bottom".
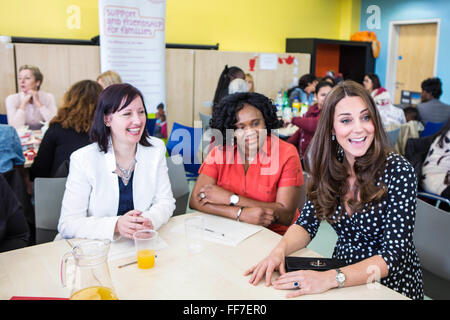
{"left": 296, "top": 153, "right": 424, "bottom": 300}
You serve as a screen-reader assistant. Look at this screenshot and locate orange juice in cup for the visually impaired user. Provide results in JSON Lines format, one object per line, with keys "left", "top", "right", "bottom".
{"left": 133, "top": 230, "right": 158, "bottom": 270}
{"left": 137, "top": 249, "right": 155, "bottom": 269}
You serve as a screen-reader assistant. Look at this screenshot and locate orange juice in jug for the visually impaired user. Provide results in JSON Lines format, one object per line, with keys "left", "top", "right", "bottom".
{"left": 70, "top": 286, "right": 118, "bottom": 300}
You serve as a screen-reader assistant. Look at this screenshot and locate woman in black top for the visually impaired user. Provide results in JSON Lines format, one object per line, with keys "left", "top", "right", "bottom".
{"left": 245, "top": 80, "right": 423, "bottom": 300}
{"left": 30, "top": 80, "right": 103, "bottom": 179}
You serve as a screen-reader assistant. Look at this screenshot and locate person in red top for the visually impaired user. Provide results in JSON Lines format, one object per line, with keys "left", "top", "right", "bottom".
{"left": 287, "top": 81, "right": 334, "bottom": 163}
{"left": 189, "top": 92, "right": 303, "bottom": 235}
{"left": 287, "top": 81, "right": 333, "bottom": 161}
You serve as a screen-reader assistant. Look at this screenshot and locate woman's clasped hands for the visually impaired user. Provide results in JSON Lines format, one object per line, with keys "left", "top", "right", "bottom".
{"left": 115, "top": 210, "right": 153, "bottom": 239}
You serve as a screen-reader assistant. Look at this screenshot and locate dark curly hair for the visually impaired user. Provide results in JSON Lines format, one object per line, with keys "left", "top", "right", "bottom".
{"left": 421, "top": 77, "right": 442, "bottom": 99}
{"left": 210, "top": 92, "right": 283, "bottom": 146}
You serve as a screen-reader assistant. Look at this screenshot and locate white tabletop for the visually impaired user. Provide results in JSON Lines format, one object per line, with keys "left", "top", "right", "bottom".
{"left": 0, "top": 212, "right": 408, "bottom": 300}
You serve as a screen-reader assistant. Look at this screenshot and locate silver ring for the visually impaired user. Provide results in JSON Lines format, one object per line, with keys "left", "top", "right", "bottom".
{"left": 293, "top": 281, "right": 300, "bottom": 289}
{"left": 200, "top": 192, "right": 206, "bottom": 199}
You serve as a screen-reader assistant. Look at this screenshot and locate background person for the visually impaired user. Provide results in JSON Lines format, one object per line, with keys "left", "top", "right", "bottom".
{"left": 6, "top": 64, "right": 57, "bottom": 130}
{"left": 363, "top": 73, "right": 405, "bottom": 127}
{"left": 0, "top": 124, "right": 26, "bottom": 174}
{"left": 288, "top": 74, "right": 317, "bottom": 106}
{"left": 58, "top": 83, "right": 175, "bottom": 240}
{"left": 0, "top": 174, "right": 29, "bottom": 252}
{"left": 287, "top": 81, "right": 334, "bottom": 165}
{"left": 29, "top": 80, "right": 103, "bottom": 179}
{"left": 417, "top": 77, "right": 450, "bottom": 125}
{"left": 245, "top": 73, "right": 255, "bottom": 92}
{"left": 97, "top": 70, "right": 122, "bottom": 89}
{"left": 245, "top": 80, "right": 423, "bottom": 300}
{"left": 212, "top": 65, "right": 245, "bottom": 110}
{"left": 189, "top": 92, "right": 303, "bottom": 235}
{"left": 421, "top": 117, "right": 450, "bottom": 198}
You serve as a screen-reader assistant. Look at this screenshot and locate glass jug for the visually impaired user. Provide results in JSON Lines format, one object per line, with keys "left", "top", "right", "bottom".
{"left": 61, "top": 239, "right": 118, "bottom": 300}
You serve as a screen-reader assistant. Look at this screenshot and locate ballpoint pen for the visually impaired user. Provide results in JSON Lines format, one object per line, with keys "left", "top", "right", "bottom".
{"left": 205, "top": 228, "right": 225, "bottom": 237}
{"left": 118, "top": 255, "right": 158, "bottom": 268}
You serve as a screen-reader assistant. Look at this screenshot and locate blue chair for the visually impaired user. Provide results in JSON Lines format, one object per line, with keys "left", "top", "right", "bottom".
{"left": 0, "top": 114, "right": 7, "bottom": 124}
{"left": 421, "top": 121, "right": 444, "bottom": 137}
{"left": 166, "top": 122, "right": 203, "bottom": 180}
{"left": 146, "top": 118, "right": 156, "bottom": 136}
{"left": 418, "top": 191, "right": 450, "bottom": 210}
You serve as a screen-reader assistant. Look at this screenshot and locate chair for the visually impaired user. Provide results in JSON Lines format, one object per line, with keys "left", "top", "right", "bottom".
{"left": 418, "top": 191, "right": 450, "bottom": 210}
{"left": 166, "top": 122, "right": 203, "bottom": 180}
{"left": 146, "top": 118, "right": 156, "bottom": 136}
{"left": 414, "top": 199, "right": 450, "bottom": 299}
{"left": 0, "top": 114, "right": 7, "bottom": 124}
{"left": 298, "top": 171, "right": 310, "bottom": 212}
{"left": 199, "top": 112, "right": 212, "bottom": 131}
{"left": 386, "top": 128, "right": 400, "bottom": 147}
{"left": 34, "top": 177, "right": 67, "bottom": 244}
{"left": 420, "top": 121, "right": 444, "bottom": 137}
{"left": 166, "top": 154, "right": 190, "bottom": 216}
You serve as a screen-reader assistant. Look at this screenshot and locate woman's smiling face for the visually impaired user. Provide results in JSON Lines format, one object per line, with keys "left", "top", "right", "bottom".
{"left": 333, "top": 96, "right": 375, "bottom": 166}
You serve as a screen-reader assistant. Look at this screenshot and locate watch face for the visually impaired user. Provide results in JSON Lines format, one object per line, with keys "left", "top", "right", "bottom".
{"left": 337, "top": 273, "right": 346, "bottom": 283}
{"left": 230, "top": 194, "right": 239, "bottom": 205}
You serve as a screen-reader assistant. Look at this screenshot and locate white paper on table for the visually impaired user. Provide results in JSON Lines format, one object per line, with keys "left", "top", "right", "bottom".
{"left": 170, "top": 214, "right": 263, "bottom": 246}
{"left": 108, "top": 236, "right": 169, "bottom": 262}
{"left": 259, "top": 53, "right": 278, "bottom": 70}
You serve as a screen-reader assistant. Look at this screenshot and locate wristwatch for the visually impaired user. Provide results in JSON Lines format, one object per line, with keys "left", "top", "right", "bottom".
{"left": 335, "top": 268, "right": 346, "bottom": 288}
{"left": 229, "top": 194, "right": 240, "bottom": 206}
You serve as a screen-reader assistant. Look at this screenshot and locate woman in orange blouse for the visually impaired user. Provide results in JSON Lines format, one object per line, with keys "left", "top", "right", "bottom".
{"left": 189, "top": 92, "right": 303, "bottom": 235}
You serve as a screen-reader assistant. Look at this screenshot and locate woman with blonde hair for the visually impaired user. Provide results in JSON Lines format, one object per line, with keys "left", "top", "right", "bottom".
{"left": 29, "top": 80, "right": 103, "bottom": 178}
{"left": 6, "top": 64, "right": 57, "bottom": 130}
{"left": 97, "top": 70, "right": 122, "bottom": 89}
{"left": 245, "top": 73, "right": 255, "bottom": 92}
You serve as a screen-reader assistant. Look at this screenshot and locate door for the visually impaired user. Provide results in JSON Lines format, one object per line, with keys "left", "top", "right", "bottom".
{"left": 394, "top": 23, "right": 437, "bottom": 104}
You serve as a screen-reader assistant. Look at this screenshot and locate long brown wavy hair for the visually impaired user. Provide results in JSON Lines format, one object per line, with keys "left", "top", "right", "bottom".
{"left": 50, "top": 80, "right": 103, "bottom": 133}
{"left": 304, "top": 80, "right": 390, "bottom": 223}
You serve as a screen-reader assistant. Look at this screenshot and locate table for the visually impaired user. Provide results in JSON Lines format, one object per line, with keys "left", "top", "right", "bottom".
{"left": 0, "top": 212, "right": 408, "bottom": 300}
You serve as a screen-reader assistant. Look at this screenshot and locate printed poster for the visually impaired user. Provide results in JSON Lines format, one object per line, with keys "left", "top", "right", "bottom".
{"left": 99, "top": 0, "right": 166, "bottom": 113}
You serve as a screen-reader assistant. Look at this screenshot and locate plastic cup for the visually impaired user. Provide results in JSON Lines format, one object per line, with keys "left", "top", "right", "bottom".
{"left": 184, "top": 216, "right": 205, "bottom": 254}
{"left": 133, "top": 229, "right": 158, "bottom": 269}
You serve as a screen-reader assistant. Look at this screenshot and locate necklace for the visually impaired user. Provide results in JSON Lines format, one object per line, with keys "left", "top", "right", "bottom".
{"left": 116, "top": 158, "right": 136, "bottom": 182}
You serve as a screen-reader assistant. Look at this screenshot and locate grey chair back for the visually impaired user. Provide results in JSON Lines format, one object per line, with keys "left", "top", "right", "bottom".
{"left": 34, "top": 177, "right": 67, "bottom": 244}
{"left": 414, "top": 198, "right": 450, "bottom": 299}
{"left": 298, "top": 171, "right": 310, "bottom": 212}
{"left": 199, "top": 112, "right": 212, "bottom": 131}
{"left": 166, "top": 154, "right": 190, "bottom": 216}
{"left": 386, "top": 128, "right": 400, "bottom": 147}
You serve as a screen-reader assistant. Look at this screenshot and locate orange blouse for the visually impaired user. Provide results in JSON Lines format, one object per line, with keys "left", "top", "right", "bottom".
{"left": 199, "top": 135, "right": 303, "bottom": 234}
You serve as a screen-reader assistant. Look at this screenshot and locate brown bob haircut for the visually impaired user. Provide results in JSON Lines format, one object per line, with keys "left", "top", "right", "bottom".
{"left": 304, "top": 80, "right": 390, "bottom": 223}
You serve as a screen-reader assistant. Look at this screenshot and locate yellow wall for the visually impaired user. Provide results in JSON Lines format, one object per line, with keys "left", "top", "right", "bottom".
{"left": 338, "top": 0, "right": 361, "bottom": 40}
{"left": 0, "top": 0, "right": 360, "bottom": 52}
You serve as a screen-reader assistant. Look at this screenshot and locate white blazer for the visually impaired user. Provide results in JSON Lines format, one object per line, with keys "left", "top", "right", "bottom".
{"left": 58, "top": 137, "right": 175, "bottom": 240}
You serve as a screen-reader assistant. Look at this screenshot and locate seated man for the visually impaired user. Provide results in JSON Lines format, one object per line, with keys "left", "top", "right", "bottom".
{"left": 417, "top": 77, "right": 450, "bottom": 125}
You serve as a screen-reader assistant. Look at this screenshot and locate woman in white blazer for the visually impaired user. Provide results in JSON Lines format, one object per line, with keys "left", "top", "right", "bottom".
{"left": 58, "top": 83, "right": 175, "bottom": 240}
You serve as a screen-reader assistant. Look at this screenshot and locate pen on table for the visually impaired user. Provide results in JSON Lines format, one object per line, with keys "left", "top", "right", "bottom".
{"left": 118, "top": 255, "right": 158, "bottom": 269}
{"left": 205, "top": 228, "right": 225, "bottom": 237}
{"left": 118, "top": 261, "right": 137, "bottom": 268}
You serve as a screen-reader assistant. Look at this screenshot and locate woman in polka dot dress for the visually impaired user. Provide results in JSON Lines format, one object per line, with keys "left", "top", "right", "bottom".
{"left": 245, "top": 80, "right": 423, "bottom": 300}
